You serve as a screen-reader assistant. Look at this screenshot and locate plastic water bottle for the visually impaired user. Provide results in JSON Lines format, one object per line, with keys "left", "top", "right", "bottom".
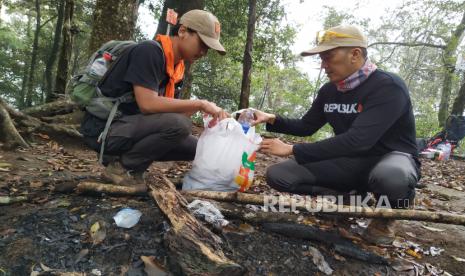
{"left": 89, "top": 52, "right": 112, "bottom": 78}
{"left": 237, "top": 109, "right": 255, "bottom": 134}
{"left": 436, "top": 142, "right": 452, "bottom": 160}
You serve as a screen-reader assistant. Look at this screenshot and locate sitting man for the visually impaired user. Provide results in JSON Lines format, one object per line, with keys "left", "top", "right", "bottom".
{"left": 80, "top": 10, "right": 228, "bottom": 185}
{"left": 253, "top": 25, "right": 420, "bottom": 245}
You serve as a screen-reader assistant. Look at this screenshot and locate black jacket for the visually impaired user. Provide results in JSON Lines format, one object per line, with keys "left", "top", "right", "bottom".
{"left": 267, "top": 69, "right": 418, "bottom": 165}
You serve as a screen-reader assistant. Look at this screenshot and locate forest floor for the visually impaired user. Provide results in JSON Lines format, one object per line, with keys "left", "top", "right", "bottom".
{"left": 1, "top": 126, "right": 465, "bottom": 276}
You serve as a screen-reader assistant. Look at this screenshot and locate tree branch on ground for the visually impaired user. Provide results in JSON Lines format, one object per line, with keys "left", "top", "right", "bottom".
{"left": 181, "top": 190, "right": 465, "bottom": 226}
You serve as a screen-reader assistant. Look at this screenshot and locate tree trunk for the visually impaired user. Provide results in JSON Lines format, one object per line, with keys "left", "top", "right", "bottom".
{"left": 45, "top": 0, "right": 66, "bottom": 102}
{"left": 87, "top": 0, "right": 140, "bottom": 55}
{"left": 70, "top": 43, "right": 81, "bottom": 76}
{"left": 258, "top": 69, "right": 271, "bottom": 109}
{"left": 147, "top": 175, "right": 243, "bottom": 275}
{"left": 155, "top": 0, "right": 205, "bottom": 36}
{"left": 54, "top": 0, "right": 74, "bottom": 97}
{"left": 19, "top": 14, "right": 33, "bottom": 109}
{"left": 238, "top": 0, "right": 257, "bottom": 110}
{"left": 25, "top": 0, "right": 41, "bottom": 108}
{"left": 451, "top": 74, "right": 465, "bottom": 115}
{"left": 437, "top": 11, "right": 465, "bottom": 126}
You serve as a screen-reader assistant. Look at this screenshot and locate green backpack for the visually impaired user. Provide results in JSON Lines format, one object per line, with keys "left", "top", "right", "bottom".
{"left": 71, "top": 40, "right": 163, "bottom": 164}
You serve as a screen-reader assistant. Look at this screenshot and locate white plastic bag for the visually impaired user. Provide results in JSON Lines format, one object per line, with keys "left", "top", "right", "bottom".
{"left": 187, "top": 199, "right": 229, "bottom": 228}
{"left": 182, "top": 116, "right": 262, "bottom": 192}
{"left": 113, "top": 208, "right": 142, "bottom": 228}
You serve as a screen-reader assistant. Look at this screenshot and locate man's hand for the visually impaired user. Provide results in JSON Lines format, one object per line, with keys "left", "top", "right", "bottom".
{"left": 251, "top": 109, "right": 276, "bottom": 126}
{"left": 198, "top": 100, "right": 230, "bottom": 120}
{"left": 260, "top": 138, "right": 293, "bottom": 157}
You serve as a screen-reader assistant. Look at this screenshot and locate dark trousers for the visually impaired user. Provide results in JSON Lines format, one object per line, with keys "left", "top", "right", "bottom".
{"left": 103, "top": 113, "right": 197, "bottom": 172}
{"left": 265, "top": 151, "right": 420, "bottom": 208}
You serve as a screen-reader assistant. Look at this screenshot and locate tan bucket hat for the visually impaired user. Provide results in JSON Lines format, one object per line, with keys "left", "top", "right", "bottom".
{"left": 301, "top": 25, "right": 367, "bottom": 56}
{"left": 179, "top": 9, "right": 226, "bottom": 55}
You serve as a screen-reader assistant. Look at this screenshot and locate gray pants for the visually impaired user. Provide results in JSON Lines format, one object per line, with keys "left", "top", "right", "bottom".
{"left": 104, "top": 113, "right": 197, "bottom": 172}
{"left": 266, "top": 152, "right": 420, "bottom": 208}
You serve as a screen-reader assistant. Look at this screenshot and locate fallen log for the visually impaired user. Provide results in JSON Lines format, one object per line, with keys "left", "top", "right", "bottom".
{"left": 182, "top": 190, "right": 465, "bottom": 226}
{"left": 56, "top": 182, "right": 324, "bottom": 223}
{"left": 147, "top": 175, "right": 244, "bottom": 275}
{"left": 263, "top": 223, "right": 388, "bottom": 265}
{"left": 0, "top": 196, "right": 28, "bottom": 205}
{"left": 182, "top": 190, "right": 267, "bottom": 205}
{"left": 52, "top": 181, "right": 385, "bottom": 265}
{"left": 53, "top": 182, "right": 465, "bottom": 226}
{"left": 76, "top": 182, "right": 147, "bottom": 195}
{"left": 54, "top": 181, "right": 147, "bottom": 196}
{"left": 215, "top": 201, "right": 306, "bottom": 224}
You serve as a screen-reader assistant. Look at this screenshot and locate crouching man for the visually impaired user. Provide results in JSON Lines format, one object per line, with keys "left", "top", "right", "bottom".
{"left": 253, "top": 25, "right": 420, "bottom": 245}
{"left": 80, "top": 10, "right": 228, "bottom": 185}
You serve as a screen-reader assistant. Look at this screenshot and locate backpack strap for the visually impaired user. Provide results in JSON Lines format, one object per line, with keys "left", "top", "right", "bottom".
{"left": 147, "top": 40, "right": 166, "bottom": 72}
{"left": 98, "top": 42, "right": 138, "bottom": 86}
{"left": 97, "top": 90, "right": 134, "bottom": 164}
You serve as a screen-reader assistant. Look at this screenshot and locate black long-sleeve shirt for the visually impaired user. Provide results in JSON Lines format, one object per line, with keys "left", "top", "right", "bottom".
{"left": 80, "top": 40, "right": 182, "bottom": 139}
{"left": 266, "top": 69, "right": 418, "bottom": 165}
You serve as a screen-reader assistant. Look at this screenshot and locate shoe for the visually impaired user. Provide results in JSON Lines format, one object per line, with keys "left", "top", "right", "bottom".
{"left": 102, "top": 160, "right": 145, "bottom": 186}
{"left": 362, "top": 218, "right": 397, "bottom": 245}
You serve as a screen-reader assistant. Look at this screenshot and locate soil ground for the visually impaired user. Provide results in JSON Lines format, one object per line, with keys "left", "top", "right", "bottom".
{"left": 1, "top": 131, "right": 464, "bottom": 275}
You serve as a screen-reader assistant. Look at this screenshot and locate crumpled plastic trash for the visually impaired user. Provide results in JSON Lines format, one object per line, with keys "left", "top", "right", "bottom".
{"left": 428, "top": 246, "right": 444, "bottom": 257}
{"left": 245, "top": 204, "right": 263, "bottom": 212}
{"left": 393, "top": 237, "right": 445, "bottom": 259}
{"left": 113, "top": 208, "right": 142, "bottom": 228}
{"left": 187, "top": 200, "right": 229, "bottom": 228}
{"left": 307, "top": 246, "right": 333, "bottom": 275}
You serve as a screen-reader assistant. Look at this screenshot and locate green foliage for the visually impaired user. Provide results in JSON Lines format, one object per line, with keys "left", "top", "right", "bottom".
{"left": 1, "top": 0, "right": 463, "bottom": 144}
{"left": 192, "top": 52, "right": 244, "bottom": 110}
{"left": 414, "top": 97, "right": 442, "bottom": 138}
{"left": 0, "top": 0, "right": 95, "bottom": 108}
{"left": 321, "top": 6, "right": 352, "bottom": 29}
{"left": 249, "top": 66, "right": 313, "bottom": 115}
{"left": 372, "top": 1, "right": 465, "bottom": 135}
{"left": 0, "top": 17, "right": 28, "bottom": 105}
{"left": 190, "top": 0, "right": 304, "bottom": 112}
{"left": 320, "top": 5, "right": 370, "bottom": 30}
